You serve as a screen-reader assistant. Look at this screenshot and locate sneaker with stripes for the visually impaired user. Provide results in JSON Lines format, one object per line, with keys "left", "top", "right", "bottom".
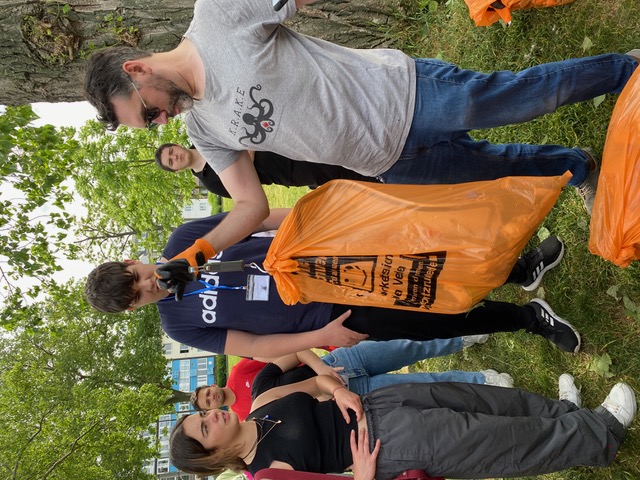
{"left": 518, "top": 236, "right": 564, "bottom": 292}
{"left": 526, "top": 298, "right": 581, "bottom": 353}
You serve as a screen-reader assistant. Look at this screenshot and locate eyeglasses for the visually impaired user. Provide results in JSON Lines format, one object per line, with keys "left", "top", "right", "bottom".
{"left": 130, "top": 81, "right": 160, "bottom": 130}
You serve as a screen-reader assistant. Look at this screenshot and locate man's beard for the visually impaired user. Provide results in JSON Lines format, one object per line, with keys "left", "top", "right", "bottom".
{"left": 149, "top": 73, "right": 194, "bottom": 116}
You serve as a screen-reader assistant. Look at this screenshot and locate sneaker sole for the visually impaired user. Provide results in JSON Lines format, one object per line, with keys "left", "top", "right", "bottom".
{"left": 522, "top": 239, "right": 565, "bottom": 292}
{"left": 530, "top": 298, "right": 582, "bottom": 353}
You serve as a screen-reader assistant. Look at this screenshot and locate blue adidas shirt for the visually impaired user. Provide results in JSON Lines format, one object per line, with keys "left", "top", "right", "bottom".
{"left": 158, "top": 214, "right": 333, "bottom": 353}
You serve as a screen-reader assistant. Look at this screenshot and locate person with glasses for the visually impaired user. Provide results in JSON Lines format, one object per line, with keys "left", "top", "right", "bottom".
{"left": 83, "top": 0, "right": 638, "bottom": 279}
{"left": 129, "top": 80, "right": 160, "bottom": 130}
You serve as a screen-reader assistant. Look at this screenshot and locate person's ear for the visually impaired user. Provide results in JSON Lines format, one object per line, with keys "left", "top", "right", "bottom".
{"left": 122, "top": 60, "right": 152, "bottom": 77}
{"left": 126, "top": 302, "right": 140, "bottom": 312}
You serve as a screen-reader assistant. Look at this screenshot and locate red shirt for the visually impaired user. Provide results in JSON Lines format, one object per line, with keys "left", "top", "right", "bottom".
{"left": 227, "top": 358, "right": 267, "bottom": 420}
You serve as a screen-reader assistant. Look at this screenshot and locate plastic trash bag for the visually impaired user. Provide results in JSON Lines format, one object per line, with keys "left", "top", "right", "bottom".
{"left": 464, "top": 0, "right": 576, "bottom": 27}
{"left": 264, "top": 174, "right": 570, "bottom": 314}
{"left": 589, "top": 68, "right": 640, "bottom": 268}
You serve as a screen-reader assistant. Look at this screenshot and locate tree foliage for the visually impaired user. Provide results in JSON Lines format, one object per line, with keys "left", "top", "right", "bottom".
{"left": 0, "top": 105, "right": 79, "bottom": 298}
{"left": 70, "top": 118, "right": 194, "bottom": 261}
{"left": 0, "top": 107, "right": 196, "bottom": 299}
{"left": 0, "top": 281, "right": 176, "bottom": 480}
{"left": 0, "top": 108, "right": 198, "bottom": 477}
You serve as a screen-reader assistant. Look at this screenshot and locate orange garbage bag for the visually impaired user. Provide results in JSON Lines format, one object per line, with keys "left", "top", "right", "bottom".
{"left": 589, "top": 68, "right": 640, "bottom": 268}
{"left": 264, "top": 174, "right": 571, "bottom": 314}
{"left": 464, "top": 0, "right": 576, "bottom": 27}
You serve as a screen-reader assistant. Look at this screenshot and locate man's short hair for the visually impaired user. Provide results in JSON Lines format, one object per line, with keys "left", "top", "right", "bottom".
{"left": 84, "top": 261, "right": 135, "bottom": 313}
{"left": 190, "top": 385, "right": 207, "bottom": 411}
{"left": 84, "top": 47, "right": 151, "bottom": 131}
{"left": 155, "top": 143, "right": 178, "bottom": 172}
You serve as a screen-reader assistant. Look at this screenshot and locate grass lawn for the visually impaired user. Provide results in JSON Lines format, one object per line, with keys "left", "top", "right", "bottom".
{"left": 222, "top": 2, "right": 640, "bottom": 478}
{"left": 387, "top": 2, "right": 640, "bottom": 478}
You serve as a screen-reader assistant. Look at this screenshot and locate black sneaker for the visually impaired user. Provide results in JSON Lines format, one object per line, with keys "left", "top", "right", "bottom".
{"left": 526, "top": 298, "right": 581, "bottom": 353}
{"left": 518, "top": 236, "right": 564, "bottom": 292}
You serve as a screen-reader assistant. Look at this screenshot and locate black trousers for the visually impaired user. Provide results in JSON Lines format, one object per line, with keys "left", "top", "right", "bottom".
{"left": 363, "top": 382, "right": 624, "bottom": 479}
{"left": 334, "top": 299, "right": 536, "bottom": 341}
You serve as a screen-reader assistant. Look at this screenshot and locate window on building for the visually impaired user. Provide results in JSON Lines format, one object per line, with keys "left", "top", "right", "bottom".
{"left": 160, "top": 439, "right": 170, "bottom": 456}
{"left": 180, "top": 359, "right": 190, "bottom": 370}
{"left": 196, "top": 358, "right": 209, "bottom": 386}
{"left": 178, "top": 359, "right": 191, "bottom": 392}
{"left": 179, "top": 378, "right": 190, "bottom": 392}
{"left": 200, "top": 203, "right": 208, "bottom": 211}
{"left": 185, "top": 205, "right": 193, "bottom": 212}
{"left": 163, "top": 343, "right": 172, "bottom": 355}
{"left": 179, "top": 344, "right": 189, "bottom": 353}
{"left": 157, "top": 458, "right": 170, "bottom": 474}
{"left": 197, "top": 358, "right": 208, "bottom": 374}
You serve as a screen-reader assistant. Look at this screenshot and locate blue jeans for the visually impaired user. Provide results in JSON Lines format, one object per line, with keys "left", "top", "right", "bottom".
{"left": 382, "top": 54, "right": 637, "bottom": 187}
{"left": 320, "top": 338, "right": 484, "bottom": 394}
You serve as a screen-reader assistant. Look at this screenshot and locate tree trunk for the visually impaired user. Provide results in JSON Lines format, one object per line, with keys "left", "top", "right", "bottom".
{"left": 0, "top": 0, "right": 404, "bottom": 105}
{"left": 164, "top": 388, "right": 192, "bottom": 405}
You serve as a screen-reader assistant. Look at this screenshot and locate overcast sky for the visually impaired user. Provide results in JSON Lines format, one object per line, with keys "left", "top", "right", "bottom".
{"left": 2, "top": 102, "right": 101, "bottom": 304}
{"left": 31, "top": 101, "right": 97, "bottom": 128}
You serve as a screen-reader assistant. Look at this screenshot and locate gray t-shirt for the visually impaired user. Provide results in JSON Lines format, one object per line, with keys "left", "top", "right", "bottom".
{"left": 183, "top": 0, "right": 416, "bottom": 177}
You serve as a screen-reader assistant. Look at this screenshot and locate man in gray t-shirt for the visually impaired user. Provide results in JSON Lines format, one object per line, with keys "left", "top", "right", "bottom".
{"left": 84, "top": 0, "right": 638, "bottom": 270}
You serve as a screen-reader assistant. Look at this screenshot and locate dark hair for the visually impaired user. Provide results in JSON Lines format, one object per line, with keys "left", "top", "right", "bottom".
{"left": 84, "top": 47, "right": 152, "bottom": 131}
{"left": 84, "top": 261, "right": 135, "bottom": 313}
{"left": 169, "top": 415, "right": 247, "bottom": 477}
{"left": 155, "top": 143, "right": 179, "bottom": 172}
{"left": 190, "top": 385, "right": 207, "bottom": 411}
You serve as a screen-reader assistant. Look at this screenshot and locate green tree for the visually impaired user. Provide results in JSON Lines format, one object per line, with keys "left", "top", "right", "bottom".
{"left": 0, "top": 281, "right": 180, "bottom": 480}
{"left": 0, "top": 105, "right": 79, "bottom": 298}
{"left": 71, "top": 118, "right": 195, "bottom": 261}
{"left": 0, "top": 108, "right": 197, "bottom": 301}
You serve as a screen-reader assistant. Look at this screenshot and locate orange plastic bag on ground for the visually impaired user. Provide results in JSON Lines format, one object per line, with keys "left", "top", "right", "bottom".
{"left": 264, "top": 174, "right": 571, "bottom": 314}
{"left": 464, "top": 0, "right": 576, "bottom": 26}
{"left": 589, "top": 68, "right": 640, "bottom": 268}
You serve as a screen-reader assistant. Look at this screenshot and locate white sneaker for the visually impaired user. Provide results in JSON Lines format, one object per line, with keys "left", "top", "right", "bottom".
{"left": 576, "top": 148, "right": 599, "bottom": 216}
{"left": 601, "top": 383, "right": 637, "bottom": 429}
{"left": 558, "top": 373, "right": 581, "bottom": 407}
{"left": 462, "top": 334, "right": 489, "bottom": 348}
{"left": 626, "top": 49, "right": 640, "bottom": 62}
{"left": 481, "top": 369, "right": 514, "bottom": 388}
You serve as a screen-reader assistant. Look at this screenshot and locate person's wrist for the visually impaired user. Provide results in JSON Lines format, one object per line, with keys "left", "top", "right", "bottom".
{"left": 332, "top": 385, "right": 346, "bottom": 396}
{"left": 171, "top": 238, "right": 216, "bottom": 266}
{"left": 194, "top": 238, "right": 216, "bottom": 260}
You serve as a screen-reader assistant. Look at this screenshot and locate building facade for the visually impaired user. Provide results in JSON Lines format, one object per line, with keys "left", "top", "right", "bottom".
{"left": 143, "top": 336, "right": 217, "bottom": 478}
